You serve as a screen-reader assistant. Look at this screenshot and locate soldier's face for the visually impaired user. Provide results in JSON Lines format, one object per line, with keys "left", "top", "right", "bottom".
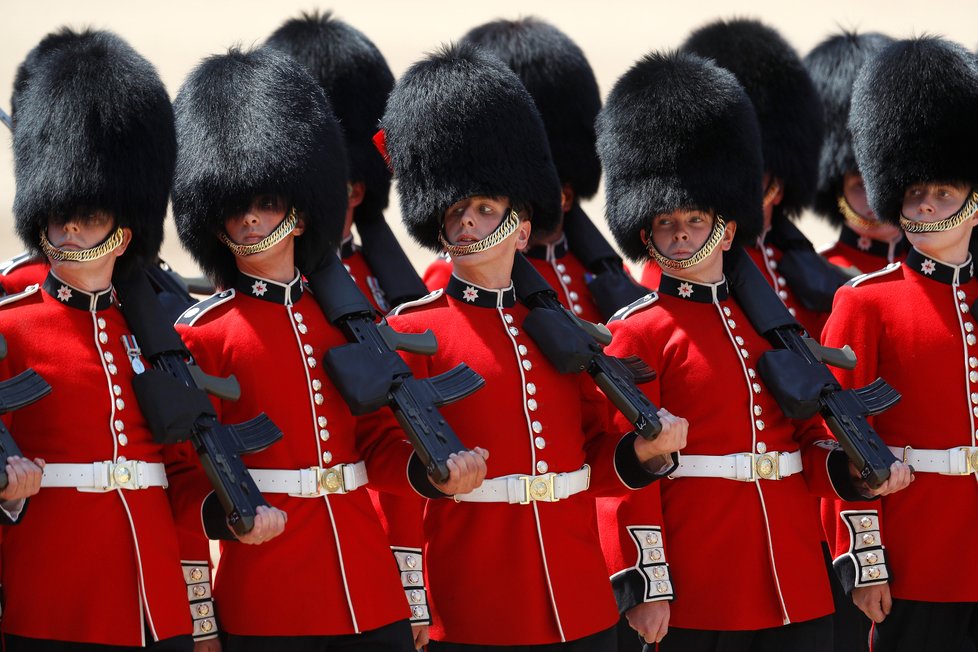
{"left": 649, "top": 209, "right": 715, "bottom": 261}
{"left": 843, "top": 173, "right": 902, "bottom": 241}
{"left": 442, "top": 196, "right": 512, "bottom": 246}
{"left": 223, "top": 194, "right": 289, "bottom": 246}
{"left": 902, "top": 181, "right": 977, "bottom": 253}
{"left": 46, "top": 209, "right": 115, "bottom": 251}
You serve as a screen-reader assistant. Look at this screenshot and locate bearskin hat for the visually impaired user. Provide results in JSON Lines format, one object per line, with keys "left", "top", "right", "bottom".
{"left": 11, "top": 28, "right": 175, "bottom": 275}
{"left": 804, "top": 31, "right": 893, "bottom": 223}
{"left": 380, "top": 43, "right": 561, "bottom": 251}
{"left": 461, "top": 17, "right": 601, "bottom": 200}
{"left": 265, "top": 11, "right": 393, "bottom": 221}
{"left": 597, "top": 51, "right": 763, "bottom": 262}
{"left": 172, "top": 47, "right": 348, "bottom": 287}
{"left": 683, "top": 18, "right": 823, "bottom": 219}
{"left": 850, "top": 37, "right": 978, "bottom": 224}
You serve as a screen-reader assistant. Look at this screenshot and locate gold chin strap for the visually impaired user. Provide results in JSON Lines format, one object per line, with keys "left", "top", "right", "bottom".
{"left": 762, "top": 180, "right": 781, "bottom": 208}
{"left": 438, "top": 208, "right": 520, "bottom": 257}
{"left": 40, "top": 226, "right": 125, "bottom": 263}
{"left": 837, "top": 195, "right": 883, "bottom": 231}
{"left": 220, "top": 207, "right": 298, "bottom": 256}
{"left": 648, "top": 214, "right": 727, "bottom": 270}
{"left": 900, "top": 191, "right": 978, "bottom": 234}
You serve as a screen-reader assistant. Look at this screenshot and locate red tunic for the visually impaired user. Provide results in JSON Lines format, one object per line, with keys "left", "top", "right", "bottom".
{"left": 597, "top": 272, "right": 851, "bottom": 631}
{"left": 0, "top": 273, "right": 192, "bottom": 646}
{"left": 818, "top": 224, "right": 907, "bottom": 276}
{"left": 0, "top": 254, "right": 48, "bottom": 295}
{"left": 386, "top": 275, "right": 661, "bottom": 645}
{"left": 422, "top": 237, "right": 603, "bottom": 323}
{"left": 821, "top": 249, "right": 978, "bottom": 603}
{"left": 173, "top": 270, "right": 416, "bottom": 637}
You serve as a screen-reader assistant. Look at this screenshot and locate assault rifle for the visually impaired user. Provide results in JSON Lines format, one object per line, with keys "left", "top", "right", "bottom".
{"left": 511, "top": 254, "right": 662, "bottom": 440}
{"left": 0, "top": 335, "right": 52, "bottom": 489}
{"left": 115, "top": 270, "right": 283, "bottom": 535}
{"left": 308, "top": 252, "right": 484, "bottom": 484}
{"left": 724, "top": 245, "right": 900, "bottom": 488}
{"left": 562, "top": 204, "right": 651, "bottom": 321}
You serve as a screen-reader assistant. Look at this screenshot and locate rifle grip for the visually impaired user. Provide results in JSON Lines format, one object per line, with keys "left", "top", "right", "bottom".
{"left": 379, "top": 323, "right": 438, "bottom": 356}
{"left": 190, "top": 366, "right": 242, "bottom": 401}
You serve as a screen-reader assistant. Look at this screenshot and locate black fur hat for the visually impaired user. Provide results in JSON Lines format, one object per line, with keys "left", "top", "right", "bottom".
{"left": 683, "top": 18, "right": 823, "bottom": 219}
{"left": 461, "top": 17, "right": 601, "bottom": 199}
{"left": 380, "top": 43, "right": 561, "bottom": 251}
{"left": 11, "top": 28, "right": 175, "bottom": 274}
{"left": 172, "top": 47, "right": 348, "bottom": 287}
{"left": 850, "top": 37, "right": 978, "bottom": 224}
{"left": 804, "top": 31, "right": 893, "bottom": 223}
{"left": 597, "top": 51, "right": 764, "bottom": 262}
{"left": 265, "top": 11, "right": 393, "bottom": 221}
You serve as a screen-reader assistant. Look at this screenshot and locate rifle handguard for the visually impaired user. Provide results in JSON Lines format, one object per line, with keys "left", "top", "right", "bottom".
{"left": 523, "top": 308, "right": 597, "bottom": 374}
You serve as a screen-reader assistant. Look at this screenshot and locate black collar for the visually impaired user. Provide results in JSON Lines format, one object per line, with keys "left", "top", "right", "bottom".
{"left": 234, "top": 269, "right": 304, "bottom": 305}
{"left": 446, "top": 274, "right": 516, "bottom": 308}
{"left": 658, "top": 273, "right": 729, "bottom": 303}
{"left": 340, "top": 235, "right": 357, "bottom": 260}
{"left": 838, "top": 225, "right": 904, "bottom": 260}
{"left": 43, "top": 271, "right": 114, "bottom": 312}
{"left": 524, "top": 234, "right": 569, "bottom": 261}
{"left": 906, "top": 247, "right": 974, "bottom": 285}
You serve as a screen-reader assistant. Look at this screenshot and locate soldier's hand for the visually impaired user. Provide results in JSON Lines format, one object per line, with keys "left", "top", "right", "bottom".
{"left": 0, "top": 456, "right": 45, "bottom": 502}
{"left": 625, "top": 600, "right": 670, "bottom": 644}
{"left": 633, "top": 408, "right": 688, "bottom": 463}
{"left": 853, "top": 582, "right": 892, "bottom": 623}
{"left": 849, "top": 461, "right": 914, "bottom": 497}
{"left": 234, "top": 505, "right": 287, "bottom": 545}
{"left": 432, "top": 447, "right": 489, "bottom": 496}
{"left": 411, "top": 624, "right": 429, "bottom": 650}
{"left": 194, "top": 637, "right": 222, "bottom": 652}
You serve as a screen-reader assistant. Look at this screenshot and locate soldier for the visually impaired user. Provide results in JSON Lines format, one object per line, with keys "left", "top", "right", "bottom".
{"left": 0, "top": 28, "right": 200, "bottom": 650}
{"left": 170, "top": 46, "right": 485, "bottom": 652}
{"left": 264, "top": 11, "right": 427, "bottom": 314}
{"left": 379, "top": 42, "right": 687, "bottom": 651}
{"left": 822, "top": 36, "right": 978, "bottom": 651}
{"left": 642, "top": 19, "right": 841, "bottom": 339}
{"left": 425, "top": 17, "right": 643, "bottom": 323}
{"left": 804, "top": 31, "right": 906, "bottom": 275}
{"left": 594, "top": 50, "right": 911, "bottom": 651}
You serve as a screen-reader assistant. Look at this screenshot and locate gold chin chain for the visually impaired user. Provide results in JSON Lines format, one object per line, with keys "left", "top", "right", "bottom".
{"left": 220, "top": 208, "right": 298, "bottom": 256}
{"left": 438, "top": 209, "right": 520, "bottom": 257}
{"left": 837, "top": 195, "right": 883, "bottom": 231}
{"left": 648, "top": 215, "right": 727, "bottom": 270}
{"left": 39, "top": 226, "right": 125, "bottom": 263}
{"left": 900, "top": 191, "right": 978, "bottom": 234}
{"left": 762, "top": 180, "right": 781, "bottom": 207}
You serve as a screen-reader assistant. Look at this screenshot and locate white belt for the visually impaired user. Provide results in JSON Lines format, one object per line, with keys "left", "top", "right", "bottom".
{"left": 41, "top": 461, "right": 168, "bottom": 491}
{"left": 670, "top": 450, "right": 803, "bottom": 481}
{"left": 250, "top": 462, "right": 368, "bottom": 497}
{"left": 890, "top": 445, "right": 978, "bottom": 475}
{"left": 454, "top": 466, "right": 591, "bottom": 504}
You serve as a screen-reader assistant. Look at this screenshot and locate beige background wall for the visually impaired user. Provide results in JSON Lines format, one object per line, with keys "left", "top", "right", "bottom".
{"left": 1, "top": 0, "right": 976, "bottom": 279}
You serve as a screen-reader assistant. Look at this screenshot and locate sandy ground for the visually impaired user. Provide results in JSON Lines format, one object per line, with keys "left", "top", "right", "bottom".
{"left": 1, "top": 0, "right": 976, "bottom": 280}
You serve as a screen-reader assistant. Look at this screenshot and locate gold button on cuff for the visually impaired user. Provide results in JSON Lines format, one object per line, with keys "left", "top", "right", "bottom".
{"left": 862, "top": 533, "right": 876, "bottom": 545}
{"left": 859, "top": 516, "right": 873, "bottom": 529}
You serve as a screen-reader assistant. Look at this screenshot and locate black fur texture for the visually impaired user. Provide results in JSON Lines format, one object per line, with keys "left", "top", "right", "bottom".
{"left": 850, "top": 37, "right": 978, "bottom": 224}
{"left": 380, "top": 43, "right": 561, "bottom": 251}
{"left": 461, "top": 17, "right": 601, "bottom": 199}
{"left": 683, "top": 18, "right": 823, "bottom": 219}
{"left": 804, "top": 31, "right": 893, "bottom": 223}
{"left": 172, "top": 47, "right": 349, "bottom": 287}
{"left": 12, "top": 28, "right": 175, "bottom": 275}
{"left": 597, "top": 51, "right": 764, "bottom": 261}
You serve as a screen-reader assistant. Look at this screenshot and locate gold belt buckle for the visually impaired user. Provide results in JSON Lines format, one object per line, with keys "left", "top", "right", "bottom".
{"left": 318, "top": 465, "right": 346, "bottom": 494}
{"left": 519, "top": 473, "right": 557, "bottom": 504}
{"left": 110, "top": 461, "right": 138, "bottom": 489}
{"left": 753, "top": 453, "right": 780, "bottom": 480}
{"left": 953, "top": 447, "right": 978, "bottom": 475}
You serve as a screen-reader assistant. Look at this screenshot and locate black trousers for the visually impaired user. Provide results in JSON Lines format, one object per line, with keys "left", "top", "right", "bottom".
{"left": 826, "top": 543, "right": 870, "bottom": 652}
{"left": 870, "top": 599, "right": 978, "bottom": 652}
{"left": 225, "top": 619, "right": 414, "bottom": 652}
{"left": 654, "top": 615, "right": 833, "bottom": 652}
{"left": 2, "top": 634, "right": 193, "bottom": 652}
{"left": 427, "top": 626, "right": 616, "bottom": 652}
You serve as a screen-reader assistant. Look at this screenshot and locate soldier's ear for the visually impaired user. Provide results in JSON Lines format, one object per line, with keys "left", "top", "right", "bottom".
{"left": 293, "top": 213, "right": 306, "bottom": 236}
{"left": 515, "top": 217, "right": 531, "bottom": 250}
{"left": 721, "top": 220, "right": 737, "bottom": 251}
{"left": 115, "top": 228, "right": 133, "bottom": 257}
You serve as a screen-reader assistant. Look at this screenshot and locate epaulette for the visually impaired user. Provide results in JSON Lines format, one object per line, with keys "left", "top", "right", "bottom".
{"left": 846, "top": 262, "right": 901, "bottom": 288}
{"left": 0, "top": 283, "right": 41, "bottom": 308}
{"left": 175, "top": 289, "right": 235, "bottom": 327}
{"left": 389, "top": 289, "right": 444, "bottom": 316}
{"left": 0, "top": 252, "right": 38, "bottom": 276}
{"left": 609, "top": 291, "right": 659, "bottom": 322}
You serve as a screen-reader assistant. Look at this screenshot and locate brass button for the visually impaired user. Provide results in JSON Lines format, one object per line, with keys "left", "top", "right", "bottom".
{"left": 405, "top": 555, "right": 417, "bottom": 569}
{"left": 322, "top": 451, "right": 333, "bottom": 465}
{"left": 298, "top": 324, "right": 308, "bottom": 334}
{"left": 522, "top": 359, "right": 532, "bottom": 371}
{"left": 748, "top": 368, "right": 757, "bottom": 378}
{"left": 572, "top": 305, "right": 583, "bottom": 315}
{"left": 755, "top": 420, "right": 765, "bottom": 431}
{"left": 117, "top": 434, "right": 128, "bottom": 446}
{"left": 959, "top": 290, "right": 968, "bottom": 301}
{"left": 569, "top": 291, "right": 579, "bottom": 301}
{"left": 557, "top": 264, "right": 567, "bottom": 273}
{"left": 656, "top": 581, "right": 669, "bottom": 594}
{"left": 113, "top": 385, "right": 122, "bottom": 397}
{"left": 649, "top": 549, "right": 662, "bottom": 562}
{"left": 646, "top": 532, "right": 659, "bottom": 546}
{"left": 969, "top": 335, "right": 976, "bottom": 346}
{"left": 108, "top": 364, "right": 118, "bottom": 375}
{"left": 531, "top": 421, "right": 543, "bottom": 434}
{"left": 536, "top": 460, "right": 549, "bottom": 474}
{"left": 116, "top": 398, "right": 125, "bottom": 411}
{"left": 862, "top": 533, "right": 876, "bottom": 545}
{"left": 190, "top": 568, "right": 204, "bottom": 582}
{"left": 534, "top": 437, "right": 546, "bottom": 450}
{"left": 201, "top": 620, "right": 214, "bottom": 633}
{"left": 752, "top": 383, "right": 762, "bottom": 394}
{"left": 193, "top": 585, "right": 206, "bottom": 598}
{"left": 315, "top": 393, "right": 325, "bottom": 405}
{"left": 859, "top": 516, "right": 873, "bottom": 529}
{"left": 966, "top": 322, "right": 975, "bottom": 333}
{"left": 526, "top": 383, "right": 537, "bottom": 396}
{"left": 788, "top": 308, "right": 797, "bottom": 317}
{"left": 115, "top": 419, "right": 125, "bottom": 431}
{"left": 319, "top": 429, "right": 329, "bottom": 441}
{"left": 867, "top": 567, "right": 881, "bottom": 580}
{"left": 504, "top": 314, "right": 514, "bottom": 324}
{"left": 777, "top": 277, "right": 786, "bottom": 287}
{"left": 727, "top": 319, "right": 737, "bottom": 329}
{"left": 865, "top": 552, "right": 879, "bottom": 564}
{"left": 518, "top": 344, "right": 528, "bottom": 356}
{"left": 318, "top": 416, "right": 328, "bottom": 428}
{"left": 509, "top": 327, "right": 519, "bottom": 337}
{"left": 753, "top": 405, "right": 763, "bottom": 416}
{"left": 740, "top": 348, "right": 750, "bottom": 359}
{"left": 561, "top": 274, "right": 572, "bottom": 284}
{"left": 412, "top": 606, "right": 425, "bottom": 618}
{"left": 778, "top": 290, "right": 789, "bottom": 300}
{"left": 98, "top": 332, "right": 109, "bottom": 344}
{"left": 97, "top": 317, "right": 107, "bottom": 329}
{"left": 527, "top": 399, "right": 538, "bottom": 411}
{"left": 735, "top": 336, "right": 745, "bottom": 345}
{"left": 653, "top": 566, "right": 667, "bottom": 579}
{"left": 407, "top": 572, "right": 420, "bottom": 585}
{"left": 312, "top": 379, "right": 322, "bottom": 391}
{"left": 410, "top": 590, "right": 423, "bottom": 603}
{"left": 294, "top": 313, "right": 304, "bottom": 323}
{"left": 197, "top": 604, "right": 210, "bottom": 617}
{"left": 962, "top": 303, "right": 970, "bottom": 314}
{"left": 971, "top": 357, "right": 978, "bottom": 369}
{"left": 307, "top": 356, "right": 317, "bottom": 368}
{"left": 304, "top": 344, "right": 313, "bottom": 355}
{"left": 756, "top": 442, "right": 767, "bottom": 454}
